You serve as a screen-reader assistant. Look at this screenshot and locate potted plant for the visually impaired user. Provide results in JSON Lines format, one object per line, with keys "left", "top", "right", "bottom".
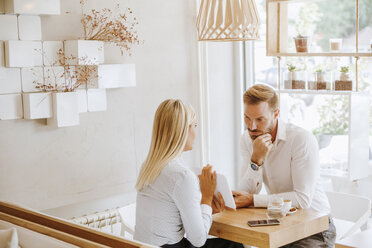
{"left": 340, "top": 66, "right": 350, "bottom": 81}
{"left": 334, "top": 66, "right": 353, "bottom": 91}
{"left": 283, "top": 63, "right": 305, "bottom": 90}
{"left": 308, "top": 69, "right": 320, "bottom": 90}
{"left": 329, "top": 38, "right": 342, "bottom": 52}
{"left": 308, "top": 69, "right": 330, "bottom": 90}
{"left": 293, "top": 34, "right": 310, "bottom": 53}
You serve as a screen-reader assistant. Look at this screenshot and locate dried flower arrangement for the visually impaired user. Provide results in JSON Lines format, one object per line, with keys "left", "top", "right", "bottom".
{"left": 32, "top": 0, "right": 140, "bottom": 92}
{"left": 32, "top": 48, "right": 58, "bottom": 92}
{"left": 80, "top": 0, "right": 140, "bottom": 55}
{"left": 33, "top": 71, "right": 56, "bottom": 92}
{"left": 33, "top": 48, "right": 98, "bottom": 92}
{"left": 57, "top": 49, "right": 99, "bottom": 92}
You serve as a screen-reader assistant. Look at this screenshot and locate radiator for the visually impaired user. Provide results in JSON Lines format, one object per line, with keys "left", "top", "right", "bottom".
{"left": 70, "top": 207, "right": 121, "bottom": 234}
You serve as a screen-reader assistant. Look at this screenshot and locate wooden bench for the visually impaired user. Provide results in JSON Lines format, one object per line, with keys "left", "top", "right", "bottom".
{"left": 0, "top": 201, "right": 155, "bottom": 248}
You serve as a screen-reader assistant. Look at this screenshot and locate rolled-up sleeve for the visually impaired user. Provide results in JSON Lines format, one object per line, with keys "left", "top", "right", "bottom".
{"left": 172, "top": 170, "right": 212, "bottom": 247}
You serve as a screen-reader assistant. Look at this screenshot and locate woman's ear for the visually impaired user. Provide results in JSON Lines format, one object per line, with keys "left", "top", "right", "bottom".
{"left": 274, "top": 109, "right": 280, "bottom": 119}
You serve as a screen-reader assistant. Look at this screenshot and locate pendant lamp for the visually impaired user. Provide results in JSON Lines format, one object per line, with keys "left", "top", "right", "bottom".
{"left": 196, "top": 0, "right": 260, "bottom": 41}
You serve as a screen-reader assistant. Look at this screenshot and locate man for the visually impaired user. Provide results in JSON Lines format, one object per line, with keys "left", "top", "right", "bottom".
{"left": 233, "top": 84, "right": 336, "bottom": 247}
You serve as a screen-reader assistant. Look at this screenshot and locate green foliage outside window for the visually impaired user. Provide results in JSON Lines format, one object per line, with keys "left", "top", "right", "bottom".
{"left": 312, "top": 96, "right": 349, "bottom": 135}
{"left": 315, "top": 0, "right": 372, "bottom": 51}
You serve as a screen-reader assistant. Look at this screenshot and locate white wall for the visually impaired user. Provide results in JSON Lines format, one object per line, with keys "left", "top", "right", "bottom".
{"left": 205, "top": 42, "right": 244, "bottom": 188}
{"left": 0, "top": 0, "right": 201, "bottom": 212}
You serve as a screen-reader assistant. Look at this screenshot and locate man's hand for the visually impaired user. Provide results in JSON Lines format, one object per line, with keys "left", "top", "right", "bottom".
{"left": 251, "top": 133, "right": 273, "bottom": 165}
{"left": 232, "top": 190, "right": 254, "bottom": 208}
{"left": 212, "top": 192, "right": 225, "bottom": 214}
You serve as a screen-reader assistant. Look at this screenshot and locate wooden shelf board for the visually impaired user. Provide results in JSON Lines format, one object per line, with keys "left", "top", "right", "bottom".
{"left": 268, "top": 52, "right": 372, "bottom": 57}
{"left": 278, "top": 90, "right": 355, "bottom": 95}
{"left": 268, "top": 0, "right": 331, "bottom": 3}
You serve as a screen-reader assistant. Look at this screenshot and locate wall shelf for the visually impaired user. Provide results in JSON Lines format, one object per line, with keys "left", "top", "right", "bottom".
{"left": 268, "top": 0, "right": 327, "bottom": 3}
{"left": 267, "top": 0, "right": 371, "bottom": 181}
{"left": 278, "top": 90, "right": 355, "bottom": 95}
{"left": 266, "top": 0, "right": 369, "bottom": 56}
{"left": 269, "top": 52, "right": 372, "bottom": 57}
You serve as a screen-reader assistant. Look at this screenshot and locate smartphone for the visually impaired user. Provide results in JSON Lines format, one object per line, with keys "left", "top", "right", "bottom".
{"left": 247, "top": 219, "right": 280, "bottom": 227}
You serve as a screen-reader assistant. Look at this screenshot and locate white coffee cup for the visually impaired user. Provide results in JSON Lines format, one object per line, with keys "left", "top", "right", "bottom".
{"left": 283, "top": 199, "right": 292, "bottom": 214}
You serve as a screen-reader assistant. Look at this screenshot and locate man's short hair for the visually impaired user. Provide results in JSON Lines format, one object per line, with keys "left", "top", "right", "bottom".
{"left": 243, "top": 84, "right": 279, "bottom": 110}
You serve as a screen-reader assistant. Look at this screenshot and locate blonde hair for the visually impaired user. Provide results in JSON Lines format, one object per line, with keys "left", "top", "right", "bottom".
{"left": 135, "top": 99, "right": 196, "bottom": 191}
{"left": 243, "top": 84, "right": 279, "bottom": 110}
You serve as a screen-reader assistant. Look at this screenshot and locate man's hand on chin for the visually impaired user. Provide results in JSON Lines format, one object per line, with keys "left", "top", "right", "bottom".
{"left": 232, "top": 190, "right": 254, "bottom": 208}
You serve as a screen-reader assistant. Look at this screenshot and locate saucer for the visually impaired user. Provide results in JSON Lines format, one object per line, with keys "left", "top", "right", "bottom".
{"left": 286, "top": 208, "right": 297, "bottom": 215}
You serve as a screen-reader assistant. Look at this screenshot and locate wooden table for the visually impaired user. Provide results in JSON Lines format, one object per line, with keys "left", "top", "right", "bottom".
{"left": 209, "top": 208, "right": 329, "bottom": 248}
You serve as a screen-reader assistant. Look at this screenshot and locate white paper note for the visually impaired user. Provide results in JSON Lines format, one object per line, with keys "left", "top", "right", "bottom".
{"left": 215, "top": 173, "right": 236, "bottom": 210}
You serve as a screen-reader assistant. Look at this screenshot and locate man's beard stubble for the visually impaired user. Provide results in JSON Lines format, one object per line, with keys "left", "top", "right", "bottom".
{"left": 248, "top": 118, "right": 276, "bottom": 140}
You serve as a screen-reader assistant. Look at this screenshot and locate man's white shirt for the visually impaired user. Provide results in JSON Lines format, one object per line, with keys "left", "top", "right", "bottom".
{"left": 239, "top": 119, "right": 330, "bottom": 213}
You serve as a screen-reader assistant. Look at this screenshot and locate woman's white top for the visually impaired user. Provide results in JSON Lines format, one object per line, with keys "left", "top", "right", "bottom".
{"left": 134, "top": 158, "right": 212, "bottom": 247}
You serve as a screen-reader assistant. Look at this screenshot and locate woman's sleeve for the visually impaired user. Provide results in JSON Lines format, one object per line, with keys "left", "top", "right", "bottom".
{"left": 172, "top": 170, "right": 212, "bottom": 247}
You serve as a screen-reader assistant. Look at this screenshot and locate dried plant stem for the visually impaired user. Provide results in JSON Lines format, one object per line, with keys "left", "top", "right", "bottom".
{"left": 80, "top": 1, "right": 140, "bottom": 55}
{"left": 32, "top": 48, "right": 98, "bottom": 92}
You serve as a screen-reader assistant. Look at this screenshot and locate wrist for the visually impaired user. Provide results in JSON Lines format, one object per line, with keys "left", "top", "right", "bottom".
{"left": 251, "top": 155, "right": 264, "bottom": 166}
{"left": 245, "top": 194, "right": 254, "bottom": 207}
{"left": 201, "top": 196, "right": 213, "bottom": 206}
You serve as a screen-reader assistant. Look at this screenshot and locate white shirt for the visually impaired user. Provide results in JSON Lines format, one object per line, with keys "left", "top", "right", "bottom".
{"left": 134, "top": 158, "right": 212, "bottom": 247}
{"left": 239, "top": 119, "right": 330, "bottom": 213}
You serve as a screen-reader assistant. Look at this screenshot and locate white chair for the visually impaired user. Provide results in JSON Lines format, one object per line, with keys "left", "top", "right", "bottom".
{"left": 326, "top": 191, "right": 371, "bottom": 240}
{"left": 118, "top": 202, "right": 136, "bottom": 239}
{"left": 335, "top": 228, "right": 372, "bottom": 248}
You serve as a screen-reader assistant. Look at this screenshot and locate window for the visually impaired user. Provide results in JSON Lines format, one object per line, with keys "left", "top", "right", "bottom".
{"left": 246, "top": 0, "right": 372, "bottom": 176}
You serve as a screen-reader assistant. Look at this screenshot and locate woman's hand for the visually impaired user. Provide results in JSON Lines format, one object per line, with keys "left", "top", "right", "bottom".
{"left": 198, "top": 165, "right": 216, "bottom": 207}
{"left": 212, "top": 192, "right": 225, "bottom": 214}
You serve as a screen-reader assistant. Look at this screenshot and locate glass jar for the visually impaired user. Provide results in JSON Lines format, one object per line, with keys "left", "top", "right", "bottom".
{"left": 294, "top": 36, "right": 310, "bottom": 53}
{"left": 333, "top": 71, "right": 354, "bottom": 91}
{"left": 282, "top": 71, "right": 306, "bottom": 90}
{"left": 308, "top": 71, "right": 331, "bottom": 90}
{"left": 329, "top": 38, "right": 342, "bottom": 52}
{"left": 267, "top": 196, "right": 285, "bottom": 219}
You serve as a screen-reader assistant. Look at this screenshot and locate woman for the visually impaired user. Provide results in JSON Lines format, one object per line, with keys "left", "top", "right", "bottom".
{"left": 134, "top": 99, "right": 243, "bottom": 248}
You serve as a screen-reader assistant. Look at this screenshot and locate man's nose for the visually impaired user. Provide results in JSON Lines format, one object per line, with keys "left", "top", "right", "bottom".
{"left": 248, "top": 120, "right": 257, "bottom": 130}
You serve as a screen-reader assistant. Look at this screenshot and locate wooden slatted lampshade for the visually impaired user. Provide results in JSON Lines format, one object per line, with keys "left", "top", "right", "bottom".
{"left": 196, "top": 0, "right": 260, "bottom": 41}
